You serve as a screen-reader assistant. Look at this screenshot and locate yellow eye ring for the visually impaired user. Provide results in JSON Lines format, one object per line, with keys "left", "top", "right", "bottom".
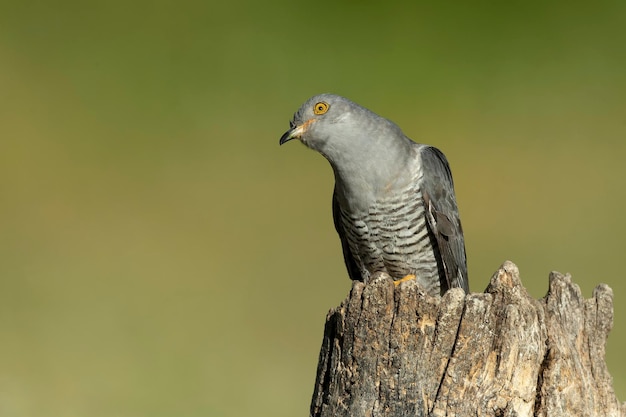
{"left": 313, "top": 101, "right": 329, "bottom": 115}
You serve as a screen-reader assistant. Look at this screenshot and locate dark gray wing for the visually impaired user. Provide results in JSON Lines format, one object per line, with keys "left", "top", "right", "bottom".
{"left": 332, "top": 188, "right": 362, "bottom": 282}
{"left": 419, "top": 146, "right": 469, "bottom": 293}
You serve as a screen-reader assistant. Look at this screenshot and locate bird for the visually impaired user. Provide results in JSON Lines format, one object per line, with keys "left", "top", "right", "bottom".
{"left": 279, "top": 94, "right": 469, "bottom": 296}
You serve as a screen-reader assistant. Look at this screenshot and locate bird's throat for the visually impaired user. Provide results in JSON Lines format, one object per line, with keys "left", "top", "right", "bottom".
{"left": 331, "top": 145, "right": 415, "bottom": 212}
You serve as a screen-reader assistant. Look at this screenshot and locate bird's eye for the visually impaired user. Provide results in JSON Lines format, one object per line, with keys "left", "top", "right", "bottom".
{"left": 313, "top": 102, "right": 329, "bottom": 115}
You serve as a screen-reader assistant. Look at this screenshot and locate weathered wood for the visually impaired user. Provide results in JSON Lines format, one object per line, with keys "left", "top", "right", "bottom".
{"left": 311, "top": 261, "right": 625, "bottom": 417}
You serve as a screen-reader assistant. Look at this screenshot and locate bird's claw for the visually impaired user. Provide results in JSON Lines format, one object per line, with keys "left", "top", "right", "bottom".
{"left": 393, "top": 274, "right": 416, "bottom": 287}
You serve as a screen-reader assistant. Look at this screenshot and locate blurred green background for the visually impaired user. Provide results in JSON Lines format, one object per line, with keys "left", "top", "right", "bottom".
{"left": 0, "top": 0, "right": 624, "bottom": 415}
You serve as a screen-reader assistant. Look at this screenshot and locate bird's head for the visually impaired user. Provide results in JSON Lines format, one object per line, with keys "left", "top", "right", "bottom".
{"left": 279, "top": 94, "right": 359, "bottom": 155}
{"left": 279, "top": 93, "right": 410, "bottom": 180}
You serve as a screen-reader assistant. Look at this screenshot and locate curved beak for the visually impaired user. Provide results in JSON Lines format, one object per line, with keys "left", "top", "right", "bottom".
{"left": 279, "top": 124, "right": 304, "bottom": 145}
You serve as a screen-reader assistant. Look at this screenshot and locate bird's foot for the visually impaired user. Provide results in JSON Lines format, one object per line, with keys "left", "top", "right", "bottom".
{"left": 393, "top": 274, "right": 416, "bottom": 287}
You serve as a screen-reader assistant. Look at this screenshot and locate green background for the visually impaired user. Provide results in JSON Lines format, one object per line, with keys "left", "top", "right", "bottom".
{"left": 1, "top": 1, "right": 624, "bottom": 416}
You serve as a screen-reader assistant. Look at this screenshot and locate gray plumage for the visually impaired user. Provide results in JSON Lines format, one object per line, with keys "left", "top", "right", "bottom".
{"left": 280, "top": 94, "right": 468, "bottom": 295}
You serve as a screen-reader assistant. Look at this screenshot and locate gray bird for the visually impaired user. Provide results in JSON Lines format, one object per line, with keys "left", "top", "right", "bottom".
{"left": 280, "top": 94, "right": 468, "bottom": 295}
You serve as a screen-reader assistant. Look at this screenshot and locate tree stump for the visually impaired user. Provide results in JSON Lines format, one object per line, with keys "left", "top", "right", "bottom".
{"left": 310, "top": 261, "right": 624, "bottom": 417}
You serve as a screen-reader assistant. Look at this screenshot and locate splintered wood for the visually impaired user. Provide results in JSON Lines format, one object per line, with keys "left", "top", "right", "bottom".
{"left": 310, "top": 261, "right": 624, "bottom": 417}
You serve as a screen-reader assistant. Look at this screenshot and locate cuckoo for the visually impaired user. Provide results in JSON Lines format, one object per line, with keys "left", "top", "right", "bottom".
{"left": 279, "top": 94, "right": 469, "bottom": 296}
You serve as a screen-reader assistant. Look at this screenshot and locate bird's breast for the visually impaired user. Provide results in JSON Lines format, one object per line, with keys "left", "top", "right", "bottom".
{"left": 337, "top": 166, "right": 441, "bottom": 292}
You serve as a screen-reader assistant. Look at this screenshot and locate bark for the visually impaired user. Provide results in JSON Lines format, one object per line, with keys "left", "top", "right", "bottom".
{"left": 310, "top": 261, "right": 624, "bottom": 417}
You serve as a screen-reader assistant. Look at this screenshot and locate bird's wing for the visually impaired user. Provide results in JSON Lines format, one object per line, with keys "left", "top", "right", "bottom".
{"left": 419, "top": 146, "right": 469, "bottom": 293}
{"left": 332, "top": 188, "right": 362, "bottom": 282}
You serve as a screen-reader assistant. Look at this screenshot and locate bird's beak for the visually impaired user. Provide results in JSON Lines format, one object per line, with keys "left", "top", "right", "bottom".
{"left": 279, "top": 124, "right": 304, "bottom": 145}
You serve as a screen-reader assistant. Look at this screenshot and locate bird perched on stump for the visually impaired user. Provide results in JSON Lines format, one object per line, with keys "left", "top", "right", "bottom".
{"left": 280, "top": 94, "right": 469, "bottom": 296}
